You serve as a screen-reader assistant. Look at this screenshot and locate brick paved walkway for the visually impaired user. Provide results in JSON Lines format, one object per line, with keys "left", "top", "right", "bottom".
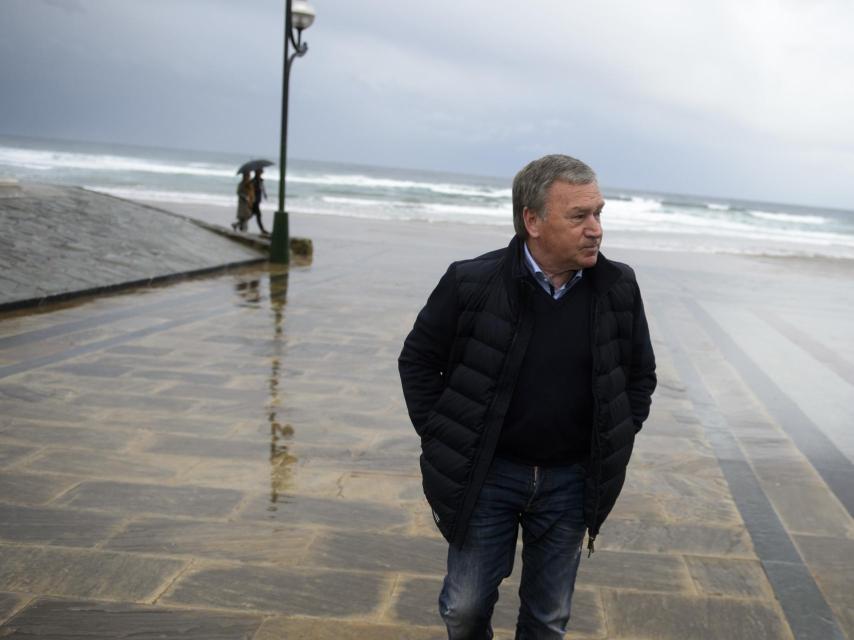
{"left": 0, "top": 212, "right": 851, "bottom": 638}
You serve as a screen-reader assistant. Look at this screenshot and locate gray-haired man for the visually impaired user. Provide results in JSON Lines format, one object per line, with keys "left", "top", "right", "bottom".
{"left": 399, "top": 154, "right": 656, "bottom": 638}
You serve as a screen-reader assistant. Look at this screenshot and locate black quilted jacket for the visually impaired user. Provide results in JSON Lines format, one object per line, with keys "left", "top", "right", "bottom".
{"left": 399, "top": 236, "right": 657, "bottom": 547}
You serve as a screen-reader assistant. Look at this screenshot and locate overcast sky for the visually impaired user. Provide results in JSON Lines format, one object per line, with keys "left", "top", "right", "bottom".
{"left": 1, "top": 0, "right": 853, "bottom": 208}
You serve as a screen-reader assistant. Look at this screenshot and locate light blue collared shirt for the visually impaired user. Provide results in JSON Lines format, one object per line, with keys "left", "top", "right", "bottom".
{"left": 523, "top": 242, "right": 583, "bottom": 300}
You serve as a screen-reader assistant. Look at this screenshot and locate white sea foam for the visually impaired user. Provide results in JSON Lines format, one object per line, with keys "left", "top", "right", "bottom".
{"left": 292, "top": 173, "right": 509, "bottom": 199}
{"left": 748, "top": 210, "right": 827, "bottom": 225}
{"left": 0, "top": 146, "right": 236, "bottom": 178}
{"left": 319, "top": 196, "right": 511, "bottom": 223}
{"left": 320, "top": 195, "right": 394, "bottom": 208}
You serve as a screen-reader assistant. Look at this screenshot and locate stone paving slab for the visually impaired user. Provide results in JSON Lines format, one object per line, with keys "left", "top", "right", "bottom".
{"left": 0, "top": 471, "right": 76, "bottom": 506}
{"left": 0, "top": 593, "right": 26, "bottom": 625}
{"left": 0, "top": 598, "right": 263, "bottom": 639}
{"left": 683, "top": 555, "right": 775, "bottom": 599}
{"left": 162, "top": 565, "right": 388, "bottom": 617}
{"left": 236, "top": 493, "right": 410, "bottom": 531}
{"left": 576, "top": 549, "right": 694, "bottom": 593}
{"left": 55, "top": 480, "right": 244, "bottom": 518}
{"left": 306, "top": 531, "right": 447, "bottom": 574}
{"left": 0, "top": 445, "right": 36, "bottom": 469}
{"left": 601, "top": 590, "right": 793, "bottom": 640}
{"left": 0, "top": 545, "right": 185, "bottom": 601}
{"left": 598, "top": 520, "right": 754, "bottom": 557}
{"left": 20, "top": 449, "right": 181, "bottom": 482}
{"left": 0, "top": 422, "right": 137, "bottom": 451}
{"left": 104, "top": 518, "right": 316, "bottom": 564}
{"left": 0, "top": 503, "right": 124, "bottom": 547}
{"left": 253, "top": 617, "right": 442, "bottom": 640}
{"left": 0, "top": 183, "right": 264, "bottom": 309}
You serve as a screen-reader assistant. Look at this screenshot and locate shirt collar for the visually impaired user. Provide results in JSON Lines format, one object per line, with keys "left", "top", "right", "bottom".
{"left": 522, "top": 241, "right": 583, "bottom": 298}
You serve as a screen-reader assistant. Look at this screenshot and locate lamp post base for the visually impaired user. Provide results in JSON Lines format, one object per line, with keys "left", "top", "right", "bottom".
{"left": 270, "top": 209, "right": 290, "bottom": 264}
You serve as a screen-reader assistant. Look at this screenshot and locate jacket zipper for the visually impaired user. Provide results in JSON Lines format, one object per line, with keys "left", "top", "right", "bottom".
{"left": 588, "top": 294, "right": 602, "bottom": 557}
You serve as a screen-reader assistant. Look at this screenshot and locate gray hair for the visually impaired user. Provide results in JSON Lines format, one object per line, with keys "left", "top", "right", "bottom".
{"left": 512, "top": 154, "right": 597, "bottom": 239}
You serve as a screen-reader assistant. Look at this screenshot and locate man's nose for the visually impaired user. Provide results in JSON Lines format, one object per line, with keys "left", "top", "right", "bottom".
{"left": 586, "top": 218, "right": 602, "bottom": 237}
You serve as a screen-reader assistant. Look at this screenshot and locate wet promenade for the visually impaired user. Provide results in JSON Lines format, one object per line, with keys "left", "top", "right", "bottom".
{"left": 0, "top": 212, "right": 852, "bottom": 638}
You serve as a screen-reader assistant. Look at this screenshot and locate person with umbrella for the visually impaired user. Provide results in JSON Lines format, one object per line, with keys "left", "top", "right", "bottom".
{"left": 232, "top": 169, "right": 255, "bottom": 232}
{"left": 251, "top": 167, "right": 269, "bottom": 235}
{"left": 232, "top": 159, "right": 272, "bottom": 233}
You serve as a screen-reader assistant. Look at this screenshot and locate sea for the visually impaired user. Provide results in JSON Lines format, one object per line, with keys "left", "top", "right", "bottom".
{"left": 2, "top": 134, "right": 854, "bottom": 260}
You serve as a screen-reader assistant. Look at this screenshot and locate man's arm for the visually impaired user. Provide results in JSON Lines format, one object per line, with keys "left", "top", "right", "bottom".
{"left": 628, "top": 284, "right": 657, "bottom": 432}
{"left": 398, "top": 264, "right": 459, "bottom": 436}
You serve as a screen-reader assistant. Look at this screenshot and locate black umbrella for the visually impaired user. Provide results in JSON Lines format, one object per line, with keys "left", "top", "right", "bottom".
{"left": 236, "top": 159, "right": 273, "bottom": 175}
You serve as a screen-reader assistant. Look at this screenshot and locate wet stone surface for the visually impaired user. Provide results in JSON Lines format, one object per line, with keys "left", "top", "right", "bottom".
{"left": 163, "top": 565, "right": 386, "bottom": 616}
{"left": 0, "top": 471, "right": 75, "bottom": 506}
{"left": 56, "top": 481, "right": 244, "bottom": 518}
{"left": 684, "top": 556, "right": 775, "bottom": 599}
{"left": 0, "top": 183, "right": 264, "bottom": 307}
{"left": 307, "top": 531, "right": 447, "bottom": 574}
{"left": 237, "top": 493, "right": 410, "bottom": 531}
{"left": 598, "top": 520, "right": 754, "bottom": 557}
{"left": 253, "top": 618, "right": 442, "bottom": 640}
{"left": 0, "top": 444, "right": 36, "bottom": 468}
{"left": 0, "top": 598, "right": 263, "bottom": 639}
{"left": 0, "top": 422, "right": 137, "bottom": 451}
{"left": 602, "top": 590, "right": 793, "bottom": 640}
{"left": 105, "top": 517, "right": 316, "bottom": 564}
{"left": 21, "top": 449, "right": 180, "bottom": 481}
{"left": 0, "top": 593, "right": 24, "bottom": 624}
{"left": 0, "top": 545, "right": 185, "bottom": 601}
{"left": 0, "top": 504, "right": 124, "bottom": 546}
{"left": 1, "top": 212, "right": 852, "bottom": 638}
{"left": 142, "top": 434, "right": 269, "bottom": 460}
{"left": 575, "top": 549, "right": 694, "bottom": 593}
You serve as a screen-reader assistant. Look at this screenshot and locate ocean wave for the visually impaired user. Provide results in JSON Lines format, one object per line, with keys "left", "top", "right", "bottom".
{"left": 0, "top": 146, "right": 236, "bottom": 178}
{"left": 748, "top": 210, "right": 827, "bottom": 225}
{"left": 421, "top": 202, "right": 511, "bottom": 218}
{"left": 291, "top": 173, "right": 510, "bottom": 199}
{"left": 320, "top": 195, "right": 395, "bottom": 208}
{"left": 319, "top": 196, "right": 510, "bottom": 220}
{"left": 603, "top": 236, "right": 854, "bottom": 259}
{"left": 295, "top": 204, "right": 513, "bottom": 227}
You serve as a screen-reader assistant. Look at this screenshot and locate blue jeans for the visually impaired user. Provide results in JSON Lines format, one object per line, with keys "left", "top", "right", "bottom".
{"left": 439, "top": 457, "right": 587, "bottom": 640}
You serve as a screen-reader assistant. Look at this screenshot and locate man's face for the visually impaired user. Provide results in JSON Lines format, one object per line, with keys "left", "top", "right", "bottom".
{"left": 524, "top": 181, "right": 604, "bottom": 271}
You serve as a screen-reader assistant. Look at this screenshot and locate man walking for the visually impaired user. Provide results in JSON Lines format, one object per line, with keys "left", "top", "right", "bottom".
{"left": 251, "top": 168, "right": 269, "bottom": 235}
{"left": 399, "top": 154, "right": 656, "bottom": 639}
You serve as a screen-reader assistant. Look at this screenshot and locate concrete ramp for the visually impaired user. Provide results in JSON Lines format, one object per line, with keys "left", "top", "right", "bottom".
{"left": 0, "top": 183, "right": 265, "bottom": 309}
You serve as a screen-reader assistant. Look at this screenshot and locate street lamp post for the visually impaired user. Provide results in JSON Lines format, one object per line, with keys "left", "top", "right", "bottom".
{"left": 270, "top": 0, "right": 315, "bottom": 264}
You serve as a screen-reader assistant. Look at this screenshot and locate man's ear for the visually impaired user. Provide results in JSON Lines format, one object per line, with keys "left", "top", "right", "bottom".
{"left": 523, "top": 207, "right": 541, "bottom": 239}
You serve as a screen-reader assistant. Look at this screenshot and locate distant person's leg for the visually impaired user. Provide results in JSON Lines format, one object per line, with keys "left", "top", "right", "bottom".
{"left": 253, "top": 206, "right": 267, "bottom": 234}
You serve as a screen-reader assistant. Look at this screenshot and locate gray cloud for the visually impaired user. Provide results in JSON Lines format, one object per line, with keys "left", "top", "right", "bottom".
{"left": 1, "top": 0, "right": 852, "bottom": 208}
